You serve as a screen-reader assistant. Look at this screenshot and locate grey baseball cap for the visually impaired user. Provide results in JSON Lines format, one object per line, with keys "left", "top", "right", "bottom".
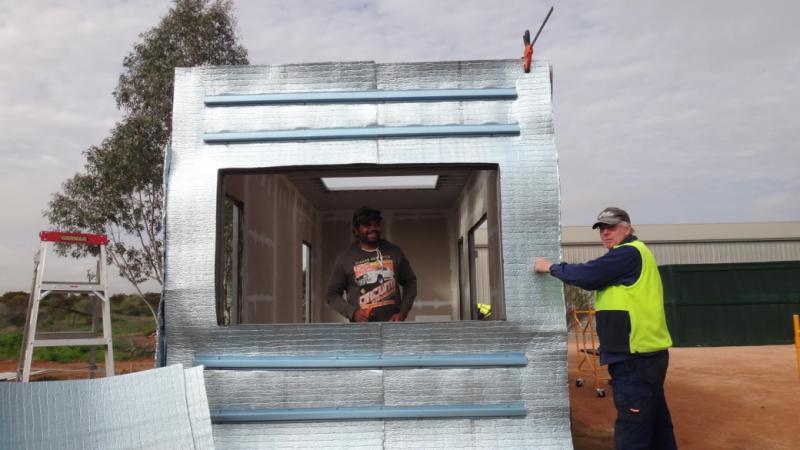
{"left": 592, "top": 207, "right": 631, "bottom": 229}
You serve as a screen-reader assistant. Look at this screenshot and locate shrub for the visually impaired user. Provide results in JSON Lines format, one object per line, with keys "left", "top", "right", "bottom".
{"left": 0, "top": 331, "right": 22, "bottom": 359}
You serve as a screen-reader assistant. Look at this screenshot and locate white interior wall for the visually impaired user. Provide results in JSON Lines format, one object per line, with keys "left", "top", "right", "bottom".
{"left": 318, "top": 214, "right": 351, "bottom": 323}
{"left": 385, "top": 211, "right": 453, "bottom": 321}
{"left": 224, "top": 173, "right": 319, "bottom": 324}
{"left": 454, "top": 170, "right": 504, "bottom": 319}
{"left": 319, "top": 209, "right": 454, "bottom": 322}
{"left": 474, "top": 225, "right": 490, "bottom": 307}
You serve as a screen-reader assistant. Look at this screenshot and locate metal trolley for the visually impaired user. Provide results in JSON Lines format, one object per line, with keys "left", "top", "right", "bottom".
{"left": 571, "top": 309, "right": 609, "bottom": 397}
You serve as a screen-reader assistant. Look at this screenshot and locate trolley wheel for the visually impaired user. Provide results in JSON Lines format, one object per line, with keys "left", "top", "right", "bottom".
{"left": 575, "top": 378, "right": 585, "bottom": 387}
{"left": 596, "top": 388, "right": 606, "bottom": 398}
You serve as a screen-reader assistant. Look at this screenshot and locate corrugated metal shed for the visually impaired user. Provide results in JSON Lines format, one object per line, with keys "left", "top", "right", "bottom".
{"left": 562, "top": 222, "right": 800, "bottom": 264}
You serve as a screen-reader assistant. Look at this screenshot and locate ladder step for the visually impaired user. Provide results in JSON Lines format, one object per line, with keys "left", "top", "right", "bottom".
{"left": 36, "top": 332, "right": 99, "bottom": 340}
{"left": 40, "top": 282, "right": 104, "bottom": 293}
{"left": 33, "top": 337, "right": 109, "bottom": 347}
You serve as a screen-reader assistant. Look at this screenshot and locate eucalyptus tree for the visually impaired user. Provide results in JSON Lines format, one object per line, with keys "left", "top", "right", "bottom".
{"left": 47, "top": 0, "right": 249, "bottom": 319}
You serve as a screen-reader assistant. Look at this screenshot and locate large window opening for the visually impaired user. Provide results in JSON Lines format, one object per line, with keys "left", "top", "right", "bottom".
{"left": 216, "top": 164, "right": 504, "bottom": 324}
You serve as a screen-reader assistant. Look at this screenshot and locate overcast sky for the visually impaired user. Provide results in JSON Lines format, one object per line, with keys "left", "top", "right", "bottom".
{"left": 1, "top": 0, "right": 798, "bottom": 294}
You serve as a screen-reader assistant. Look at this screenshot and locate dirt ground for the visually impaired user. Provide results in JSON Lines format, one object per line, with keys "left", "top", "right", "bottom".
{"left": 3, "top": 345, "right": 799, "bottom": 449}
{"left": 0, "top": 358, "right": 155, "bottom": 381}
{"left": 569, "top": 342, "right": 800, "bottom": 449}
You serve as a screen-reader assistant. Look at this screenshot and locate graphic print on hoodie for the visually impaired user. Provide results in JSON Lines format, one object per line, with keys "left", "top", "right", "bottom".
{"left": 326, "top": 240, "right": 417, "bottom": 322}
{"left": 354, "top": 256, "right": 397, "bottom": 315}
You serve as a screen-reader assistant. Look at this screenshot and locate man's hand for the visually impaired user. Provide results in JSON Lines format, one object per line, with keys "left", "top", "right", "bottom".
{"left": 534, "top": 257, "right": 553, "bottom": 273}
{"left": 352, "top": 309, "right": 371, "bottom": 322}
{"left": 389, "top": 312, "right": 406, "bottom": 322}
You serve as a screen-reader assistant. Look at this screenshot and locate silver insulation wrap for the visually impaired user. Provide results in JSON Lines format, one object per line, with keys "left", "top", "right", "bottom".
{"left": 0, "top": 365, "right": 214, "bottom": 449}
{"left": 164, "top": 60, "right": 569, "bottom": 448}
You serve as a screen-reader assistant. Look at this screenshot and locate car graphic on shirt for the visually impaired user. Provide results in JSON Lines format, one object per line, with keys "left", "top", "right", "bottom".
{"left": 356, "top": 267, "right": 394, "bottom": 287}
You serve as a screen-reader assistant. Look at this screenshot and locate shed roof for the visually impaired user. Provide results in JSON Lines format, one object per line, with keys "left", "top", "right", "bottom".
{"left": 563, "top": 222, "right": 800, "bottom": 245}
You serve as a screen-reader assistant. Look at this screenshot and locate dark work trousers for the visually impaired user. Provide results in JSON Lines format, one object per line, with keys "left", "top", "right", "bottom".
{"left": 608, "top": 351, "right": 677, "bottom": 450}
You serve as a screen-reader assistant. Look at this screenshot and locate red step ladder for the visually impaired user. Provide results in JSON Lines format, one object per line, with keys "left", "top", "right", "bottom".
{"left": 17, "top": 231, "right": 115, "bottom": 382}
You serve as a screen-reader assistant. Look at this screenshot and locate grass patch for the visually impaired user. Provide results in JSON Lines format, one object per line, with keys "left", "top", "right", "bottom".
{"left": 0, "top": 292, "right": 159, "bottom": 363}
{"left": 0, "top": 331, "right": 22, "bottom": 359}
{"left": 0, "top": 330, "right": 154, "bottom": 363}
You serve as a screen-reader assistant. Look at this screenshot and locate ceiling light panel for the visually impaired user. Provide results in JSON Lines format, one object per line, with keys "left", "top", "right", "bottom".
{"left": 322, "top": 175, "right": 438, "bottom": 191}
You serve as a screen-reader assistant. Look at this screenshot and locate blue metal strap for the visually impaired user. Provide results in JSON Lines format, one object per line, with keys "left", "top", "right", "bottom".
{"left": 205, "top": 88, "right": 517, "bottom": 106}
{"left": 211, "top": 403, "right": 527, "bottom": 423}
{"left": 194, "top": 352, "right": 527, "bottom": 369}
{"left": 204, "top": 124, "right": 520, "bottom": 143}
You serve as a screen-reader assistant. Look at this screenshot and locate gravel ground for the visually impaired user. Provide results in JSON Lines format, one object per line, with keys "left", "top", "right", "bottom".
{"left": 569, "top": 341, "right": 800, "bottom": 449}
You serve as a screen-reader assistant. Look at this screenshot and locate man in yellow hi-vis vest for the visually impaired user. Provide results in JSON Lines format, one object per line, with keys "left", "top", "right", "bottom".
{"left": 535, "top": 207, "right": 676, "bottom": 449}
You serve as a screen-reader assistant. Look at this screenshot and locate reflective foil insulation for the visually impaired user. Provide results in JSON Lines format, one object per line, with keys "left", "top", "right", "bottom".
{"left": 163, "top": 60, "right": 570, "bottom": 449}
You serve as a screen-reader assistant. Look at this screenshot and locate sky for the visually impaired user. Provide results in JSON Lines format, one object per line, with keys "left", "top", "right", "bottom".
{"left": 1, "top": 0, "right": 798, "bottom": 294}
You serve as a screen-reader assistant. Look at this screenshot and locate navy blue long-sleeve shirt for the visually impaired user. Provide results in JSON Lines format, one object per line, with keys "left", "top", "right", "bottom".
{"left": 549, "top": 235, "right": 641, "bottom": 290}
{"left": 549, "top": 234, "right": 643, "bottom": 365}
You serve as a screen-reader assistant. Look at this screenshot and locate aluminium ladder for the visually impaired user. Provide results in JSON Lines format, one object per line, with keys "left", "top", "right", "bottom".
{"left": 17, "top": 231, "right": 115, "bottom": 382}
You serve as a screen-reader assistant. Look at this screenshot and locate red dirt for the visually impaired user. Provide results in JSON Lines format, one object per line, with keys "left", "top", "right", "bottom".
{"left": 569, "top": 342, "right": 800, "bottom": 449}
{"left": 0, "top": 358, "right": 155, "bottom": 381}
{"left": 3, "top": 345, "right": 799, "bottom": 449}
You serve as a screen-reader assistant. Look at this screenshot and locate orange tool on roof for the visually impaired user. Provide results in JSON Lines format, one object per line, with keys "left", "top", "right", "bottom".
{"left": 523, "top": 6, "right": 554, "bottom": 73}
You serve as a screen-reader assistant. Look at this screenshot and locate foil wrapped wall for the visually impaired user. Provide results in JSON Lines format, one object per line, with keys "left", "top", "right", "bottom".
{"left": 164, "top": 60, "right": 569, "bottom": 448}
{"left": 0, "top": 365, "right": 213, "bottom": 449}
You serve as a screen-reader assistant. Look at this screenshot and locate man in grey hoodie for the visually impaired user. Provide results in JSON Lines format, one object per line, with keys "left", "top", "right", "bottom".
{"left": 326, "top": 207, "right": 417, "bottom": 322}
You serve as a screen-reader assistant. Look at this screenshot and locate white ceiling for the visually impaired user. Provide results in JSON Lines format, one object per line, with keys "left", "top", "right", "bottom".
{"left": 225, "top": 165, "right": 495, "bottom": 211}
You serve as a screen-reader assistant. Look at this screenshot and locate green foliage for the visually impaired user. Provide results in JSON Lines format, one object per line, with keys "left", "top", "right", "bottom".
{"left": 0, "top": 292, "right": 160, "bottom": 362}
{"left": 33, "top": 346, "right": 92, "bottom": 363}
{"left": 0, "top": 331, "right": 22, "bottom": 359}
{"left": 112, "top": 334, "right": 154, "bottom": 360}
{"left": 1, "top": 291, "right": 29, "bottom": 306}
{"left": 45, "top": 0, "right": 249, "bottom": 294}
{"left": 0, "top": 291, "right": 29, "bottom": 327}
{"left": 0, "top": 330, "right": 90, "bottom": 362}
{"left": 114, "top": 0, "right": 249, "bottom": 118}
{"left": 564, "top": 284, "right": 595, "bottom": 329}
{"left": 112, "top": 293, "right": 153, "bottom": 316}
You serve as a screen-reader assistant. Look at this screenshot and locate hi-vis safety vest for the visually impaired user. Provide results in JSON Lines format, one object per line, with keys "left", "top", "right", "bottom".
{"left": 595, "top": 240, "right": 672, "bottom": 354}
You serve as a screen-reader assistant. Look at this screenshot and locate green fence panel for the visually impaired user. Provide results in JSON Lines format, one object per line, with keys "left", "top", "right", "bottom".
{"left": 659, "top": 262, "right": 800, "bottom": 346}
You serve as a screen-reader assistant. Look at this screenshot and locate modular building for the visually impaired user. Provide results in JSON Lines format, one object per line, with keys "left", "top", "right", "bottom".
{"left": 159, "top": 59, "right": 571, "bottom": 448}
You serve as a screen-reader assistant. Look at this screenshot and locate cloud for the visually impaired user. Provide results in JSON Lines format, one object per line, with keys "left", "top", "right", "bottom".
{"left": 0, "top": 0, "right": 168, "bottom": 292}
{"left": 547, "top": 1, "right": 800, "bottom": 224}
{"left": 1, "top": 0, "right": 798, "bottom": 292}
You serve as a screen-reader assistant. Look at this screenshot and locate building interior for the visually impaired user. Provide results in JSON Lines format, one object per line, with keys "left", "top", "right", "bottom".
{"left": 216, "top": 163, "right": 504, "bottom": 324}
